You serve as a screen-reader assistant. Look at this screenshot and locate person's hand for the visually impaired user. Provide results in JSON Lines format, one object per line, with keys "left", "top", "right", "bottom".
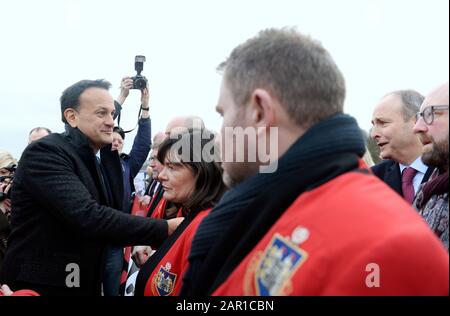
{"left": 138, "top": 195, "right": 151, "bottom": 209}
{"left": 0, "top": 182, "right": 12, "bottom": 215}
{"left": 117, "top": 77, "right": 133, "bottom": 105}
{"left": 141, "top": 86, "right": 150, "bottom": 109}
{"left": 167, "top": 217, "right": 184, "bottom": 235}
{"left": 0, "top": 284, "right": 14, "bottom": 296}
{"left": 132, "top": 245, "right": 154, "bottom": 267}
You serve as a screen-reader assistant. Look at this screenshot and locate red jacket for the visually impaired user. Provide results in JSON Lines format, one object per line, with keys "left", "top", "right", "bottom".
{"left": 144, "top": 209, "right": 212, "bottom": 296}
{"left": 213, "top": 172, "right": 449, "bottom": 295}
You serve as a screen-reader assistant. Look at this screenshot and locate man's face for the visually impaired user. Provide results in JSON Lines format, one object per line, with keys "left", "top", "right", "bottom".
{"left": 216, "top": 78, "right": 258, "bottom": 187}
{"left": 111, "top": 132, "right": 124, "bottom": 154}
{"left": 370, "top": 94, "right": 419, "bottom": 164}
{"left": 72, "top": 88, "right": 115, "bottom": 151}
{"left": 414, "top": 91, "right": 449, "bottom": 169}
{"left": 28, "top": 129, "right": 49, "bottom": 144}
{"left": 149, "top": 149, "right": 163, "bottom": 180}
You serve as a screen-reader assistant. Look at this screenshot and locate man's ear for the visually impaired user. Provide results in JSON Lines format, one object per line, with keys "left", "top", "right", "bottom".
{"left": 64, "top": 108, "right": 78, "bottom": 128}
{"left": 248, "top": 89, "right": 276, "bottom": 128}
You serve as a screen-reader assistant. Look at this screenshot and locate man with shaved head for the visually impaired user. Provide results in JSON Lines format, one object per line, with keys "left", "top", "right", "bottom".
{"left": 413, "top": 83, "right": 449, "bottom": 249}
{"left": 28, "top": 127, "right": 52, "bottom": 144}
{"left": 165, "top": 115, "right": 205, "bottom": 137}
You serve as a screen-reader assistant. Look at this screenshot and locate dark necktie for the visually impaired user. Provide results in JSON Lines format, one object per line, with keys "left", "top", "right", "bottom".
{"left": 402, "top": 167, "right": 417, "bottom": 204}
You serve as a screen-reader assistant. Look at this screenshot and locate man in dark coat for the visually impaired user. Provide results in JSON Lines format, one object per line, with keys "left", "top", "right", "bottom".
{"left": 0, "top": 79, "right": 181, "bottom": 296}
{"left": 370, "top": 90, "right": 433, "bottom": 202}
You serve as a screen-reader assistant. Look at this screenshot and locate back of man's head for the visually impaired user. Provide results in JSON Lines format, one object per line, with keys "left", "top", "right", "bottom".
{"left": 219, "top": 28, "right": 346, "bottom": 129}
{"left": 28, "top": 127, "right": 52, "bottom": 144}
{"left": 152, "top": 131, "right": 166, "bottom": 150}
{"left": 60, "top": 79, "right": 111, "bottom": 124}
{"left": 165, "top": 116, "right": 205, "bottom": 136}
{"left": 113, "top": 126, "right": 125, "bottom": 140}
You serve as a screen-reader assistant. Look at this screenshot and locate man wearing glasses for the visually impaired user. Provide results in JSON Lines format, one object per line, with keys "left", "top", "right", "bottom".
{"left": 413, "top": 83, "right": 449, "bottom": 250}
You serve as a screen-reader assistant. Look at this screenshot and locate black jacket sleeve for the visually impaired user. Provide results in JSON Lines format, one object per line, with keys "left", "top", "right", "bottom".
{"left": 16, "top": 141, "right": 168, "bottom": 248}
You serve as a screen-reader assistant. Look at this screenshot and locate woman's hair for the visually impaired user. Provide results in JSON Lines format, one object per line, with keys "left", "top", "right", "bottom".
{"left": 0, "top": 150, "right": 17, "bottom": 170}
{"left": 157, "top": 129, "right": 226, "bottom": 217}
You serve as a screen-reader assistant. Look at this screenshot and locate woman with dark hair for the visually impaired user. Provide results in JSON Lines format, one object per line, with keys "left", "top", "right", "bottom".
{"left": 134, "top": 129, "right": 226, "bottom": 296}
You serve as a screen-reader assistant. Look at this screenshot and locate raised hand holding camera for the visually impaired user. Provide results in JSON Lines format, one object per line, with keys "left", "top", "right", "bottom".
{"left": 131, "top": 55, "right": 148, "bottom": 90}
{"left": 117, "top": 76, "right": 133, "bottom": 105}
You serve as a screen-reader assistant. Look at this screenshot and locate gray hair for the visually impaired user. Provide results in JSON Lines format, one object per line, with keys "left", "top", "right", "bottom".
{"left": 29, "top": 127, "right": 52, "bottom": 135}
{"left": 388, "top": 90, "right": 424, "bottom": 121}
{"left": 218, "top": 28, "right": 346, "bottom": 129}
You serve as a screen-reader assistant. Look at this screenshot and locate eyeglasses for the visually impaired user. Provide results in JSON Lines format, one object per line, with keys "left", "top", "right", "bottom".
{"left": 416, "top": 105, "right": 449, "bottom": 125}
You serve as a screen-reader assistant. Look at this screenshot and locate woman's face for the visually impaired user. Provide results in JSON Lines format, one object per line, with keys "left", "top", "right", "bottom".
{"left": 0, "top": 167, "right": 13, "bottom": 184}
{"left": 0, "top": 168, "right": 12, "bottom": 177}
{"left": 158, "top": 155, "right": 196, "bottom": 205}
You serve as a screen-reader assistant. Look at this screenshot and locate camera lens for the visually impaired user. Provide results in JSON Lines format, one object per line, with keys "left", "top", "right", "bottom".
{"left": 136, "top": 79, "right": 146, "bottom": 89}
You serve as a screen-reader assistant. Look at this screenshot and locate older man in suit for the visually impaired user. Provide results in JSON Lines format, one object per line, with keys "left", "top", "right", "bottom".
{"left": 371, "top": 90, "right": 433, "bottom": 203}
{"left": 0, "top": 79, "right": 182, "bottom": 296}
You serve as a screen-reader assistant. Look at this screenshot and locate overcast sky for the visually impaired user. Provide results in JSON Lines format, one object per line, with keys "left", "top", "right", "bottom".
{"left": 0, "top": 0, "right": 448, "bottom": 160}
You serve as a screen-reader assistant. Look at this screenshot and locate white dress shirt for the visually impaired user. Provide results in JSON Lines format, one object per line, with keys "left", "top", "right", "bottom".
{"left": 399, "top": 157, "right": 429, "bottom": 195}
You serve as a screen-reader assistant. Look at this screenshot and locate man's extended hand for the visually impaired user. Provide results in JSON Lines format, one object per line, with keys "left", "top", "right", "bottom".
{"left": 0, "top": 284, "right": 13, "bottom": 296}
{"left": 132, "top": 245, "right": 155, "bottom": 267}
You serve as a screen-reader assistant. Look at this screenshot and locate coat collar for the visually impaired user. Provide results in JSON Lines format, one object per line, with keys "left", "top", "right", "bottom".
{"left": 63, "top": 125, "right": 124, "bottom": 209}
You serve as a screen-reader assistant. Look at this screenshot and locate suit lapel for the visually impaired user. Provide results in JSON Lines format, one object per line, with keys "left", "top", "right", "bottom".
{"left": 385, "top": 162, "right": 403, "bottom": 196}
{"left": 101, "top": 145, "right": 124, "bottom": 210}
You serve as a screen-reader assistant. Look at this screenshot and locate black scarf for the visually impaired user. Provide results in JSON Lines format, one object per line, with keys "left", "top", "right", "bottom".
{"left": 181, "top": 113, "right": 366, "bottom": 295}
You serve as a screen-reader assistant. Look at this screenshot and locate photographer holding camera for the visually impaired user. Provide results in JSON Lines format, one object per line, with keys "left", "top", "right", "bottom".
{"left": 0, "top": 150, "right": 17, "bottom": 271}
{"left": 103, "top": 75, "right": 152, "bottom": 296}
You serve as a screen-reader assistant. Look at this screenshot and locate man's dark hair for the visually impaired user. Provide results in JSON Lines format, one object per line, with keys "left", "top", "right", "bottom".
{"left": 113, "top": 126, "right": 125, "bottom": 140}
{"left": 60, "top": 79, "right": 111, "bottom": 123}
{"left": 157, "top": 129, "right": 226, "bottom": 217}
{"left": 29, "top": 127, "right": 52, "bottom": 135}
{"left": 218, "top": 28, "right": 346, "bottom": 129}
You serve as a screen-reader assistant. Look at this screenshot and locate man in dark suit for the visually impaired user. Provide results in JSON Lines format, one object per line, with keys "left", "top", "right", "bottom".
{"left": 0, "top": 79, "right": 182, "bottom": 296}
{"left": 371, "top": 90, "right": 433, "bottom": 202}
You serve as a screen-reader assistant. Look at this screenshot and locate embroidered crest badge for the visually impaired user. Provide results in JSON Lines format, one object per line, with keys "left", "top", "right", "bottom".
{"left": 254, "top": 233, "right": 308, "bottom": 296}
{"left": 153, "top": 262, "right": 177, "bottom": 296}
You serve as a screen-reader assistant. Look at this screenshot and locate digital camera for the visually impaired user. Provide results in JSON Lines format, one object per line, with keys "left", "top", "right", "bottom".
{"left": 0, "top": 175, "right": 13, "bottom": 201}
{"left": 131, "top": 55, "right": 148, "bottom": 90}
